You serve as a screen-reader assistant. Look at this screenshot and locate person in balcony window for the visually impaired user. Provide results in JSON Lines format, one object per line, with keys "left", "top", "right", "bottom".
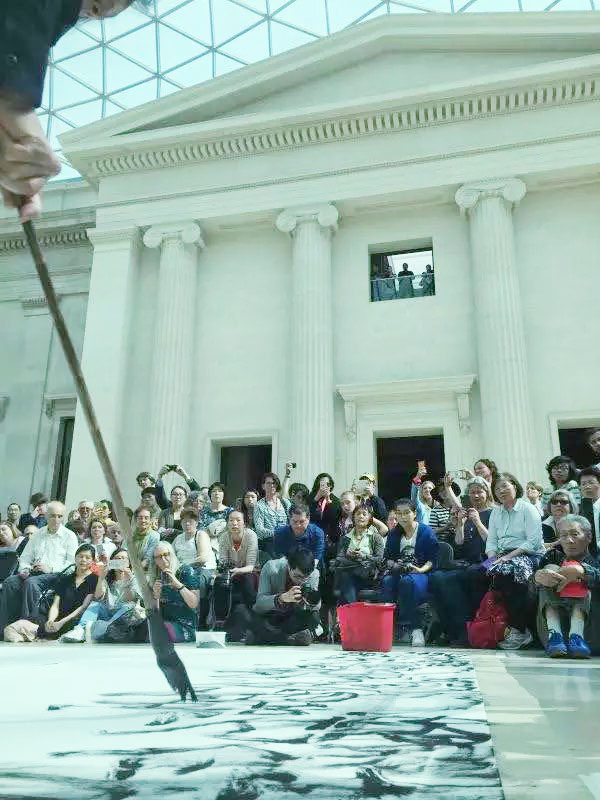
{"left": 583, "top": 428, "right": 600, "bottom": 469}
{"left": 396, "top": 263, "right": 415, "bottom": 298}
{"left": 419, "top": 264, "right": 435, "bottom": 296}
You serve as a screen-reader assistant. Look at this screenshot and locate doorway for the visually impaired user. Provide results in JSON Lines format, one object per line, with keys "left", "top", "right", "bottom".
{"left": 376, "top": 434, "right": 445, "bottom": 510}
{"left": 220, "top": 444, "right": 272, "bottom": 506}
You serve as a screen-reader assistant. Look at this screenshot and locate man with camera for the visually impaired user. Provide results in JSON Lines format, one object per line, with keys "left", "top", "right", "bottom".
{"left": 246, "top": 546, "right": 321, "bottom": 645}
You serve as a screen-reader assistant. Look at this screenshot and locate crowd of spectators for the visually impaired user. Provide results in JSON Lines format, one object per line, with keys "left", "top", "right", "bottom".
{"left": 1, "top": 430, "right": 600, "bottom": 657}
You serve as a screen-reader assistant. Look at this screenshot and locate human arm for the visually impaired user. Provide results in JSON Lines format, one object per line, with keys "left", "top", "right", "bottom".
{"left": 467, "top": 508, "right": 488, "bottom": 541}
{"left": 17, "top": 533, "right": 36, "bottom": 575}
{"left": 153, "top": 478, "right": 169, "bottom": 510}
{"left": 454, "top": 513, "right": 465, "bottom": 546}
{"left": 443, "top": 473, "right": 463, "bottom": 511}
{"left": 370, "top": 495, "right": 387, "bottom": 523}
{"left": 313, "top": 526, "right": 325, "bottom": 564}
{"left": 281, "top": 462, "right": 294, "bottom": 501}
{"left": 252, "top": 501, "right": 270, "bottom": 540}
{"left": 194, "top": 530, "right": 214, "bottom": 566}
{"left": 523, "top": 502, "right": 545, "bottom": 554}
{"left": 409, "top": 560, "right": 433, "bottom": 574}
{"left": 173, "top": 465, "right": 200, "bottom": 492}
{"left": 161, "top": 567, "right": 200, "bottom": 610}
{"left": 371, "top": 517, "right": 388, "bottom": 536}
{"left": 485, "top": 509, "right": 499, "bottom": 557}
{"left": 253, "top": 561, "right": 283, "bottom": 614}
{"left": 44, "top": 592, "right": 94, "bottom": 633}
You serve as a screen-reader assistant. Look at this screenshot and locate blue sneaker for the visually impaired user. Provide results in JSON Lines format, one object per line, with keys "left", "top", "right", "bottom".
{"left": 545, "top": 630, "right": 567, "bottom": 658}
{"left": 567, "top": 634, "right": 591, "bottom": 659}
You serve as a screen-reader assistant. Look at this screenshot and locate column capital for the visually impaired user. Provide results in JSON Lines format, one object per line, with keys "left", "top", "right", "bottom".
{"left": 143, "top": 221, "right": 205, "bottom": 250}
{"left": 455, "top": 178, "right": 526, "bottom": 216}
{"left": 276, "top": 204, "right": 339, "bottom": 235}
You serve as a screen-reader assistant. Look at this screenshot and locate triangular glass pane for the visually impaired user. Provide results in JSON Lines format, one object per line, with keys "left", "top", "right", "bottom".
{"left": 52, "top": 27, "right": 98, "bottom": 61}
{"left": 326, "top": 0, "right": 382, "bottom": 28}
{"left": 548, "top": 0, "right": 593, "bottom": 8}
{"left": 360, "top": 4, "right": 394, "bottom": 20}
{"left": 164, "top": 52, "right": 214, "bottom": 85}
{"left": 269, "top": 20, "right": 317, "bottom": 55}
{"left": 161, "top": 0, "right": 212, "bottom": 45}
{"left": 390, "top": 0, "right": 450, "bottom": 10}
{"left": 36, "top": 113, "right": 50, "bottom": 137}
{"left": 109, "top": 78, "right": 160, "bottom": 107}
{"left": 159, "top": 24, "right": 210, "bottom": 70}
{"left": 52, "top": 68, "right": 100, "bottom": 106}
{"left": 214, "top": 52, "right": 244, "bottom": 76}
{"left": 159, "top": 78, "right": 182, "bottom": 96}
{"left": 219, "top": 21, "right": 269, "bottom": 62}
{"left": 104, "top": 49, "right": 154, "bottom": 92}
{"left": 41, "top": 72, "right": 51, "bottom": 109}
{"left": 211, "top": 0, "right": 263, "bottom": 46}
{"left": 58, "top": 47, "right": 104, "bottom": 93}
{"left": 104, "top": 99, "right": 127, "bottom": 116}
{"left": 56, "top": 99, "right": 104, "bottom": 127}
{"left": 157, "top": 0, "right": 194, "bottom": 14}
{"left": 228, "top": 0, "right": 268, "bottom": 12}
{"left": 101, "top": 8, "right": 154, "bottom": 41}
{"left": 461, "top": 0, "right": 519, "bottom": 10}
{"left": 49, "top": 117, "right": 76, "bottom": 150}
{"left": 273, "top": 0, "right": 329, "bottom": 35}
{"left": 112, "top": 24, "right": 158, "bottom": 72}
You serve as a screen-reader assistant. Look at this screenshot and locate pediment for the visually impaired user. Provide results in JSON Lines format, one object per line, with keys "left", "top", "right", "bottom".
{"left": 60, "top": 12, "right": 600, "bottom": 178}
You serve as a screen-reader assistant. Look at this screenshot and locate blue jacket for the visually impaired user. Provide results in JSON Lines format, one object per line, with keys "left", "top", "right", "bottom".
{"left": 383, "top": 523, "right": 439, "bottom": 569}
{"left": 273, "top": 523, "right": 325, "bottom": 565}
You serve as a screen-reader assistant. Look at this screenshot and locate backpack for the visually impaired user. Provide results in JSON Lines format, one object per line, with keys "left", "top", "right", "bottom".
{"left": 466, "top": 590, "right": 509, "bottom": 649}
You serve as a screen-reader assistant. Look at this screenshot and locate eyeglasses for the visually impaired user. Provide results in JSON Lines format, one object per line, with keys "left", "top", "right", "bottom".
{"left": 154, "top": 553, "right": 170, "bottom": 560}
{"left": 551, "top": 498, "right": 570, "bottom": 505}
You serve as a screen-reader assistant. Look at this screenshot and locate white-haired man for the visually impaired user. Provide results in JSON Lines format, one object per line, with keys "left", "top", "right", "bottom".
{"left": 0, "top": 501, "right": 78, "bottom": 639}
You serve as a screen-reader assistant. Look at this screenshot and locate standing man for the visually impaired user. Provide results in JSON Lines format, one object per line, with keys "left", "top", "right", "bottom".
{"left": 0, "top": 1, "right": 147, "bottom": 221}
{"left": 579, "top": 467, "right": 600, "bottom": 557}
{"left": 0, "top": 500, "right": 78, "bottom": 639}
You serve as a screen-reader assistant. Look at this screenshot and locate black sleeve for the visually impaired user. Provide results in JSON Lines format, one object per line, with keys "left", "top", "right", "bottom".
{"left": 186, "top": 477, "right": 201, "bottom": 492}
{"left": 0, "top": 1, "right": 80, "bottom": 109}
{"left": 371, "top": 495, "right": 387, "bottom": 522}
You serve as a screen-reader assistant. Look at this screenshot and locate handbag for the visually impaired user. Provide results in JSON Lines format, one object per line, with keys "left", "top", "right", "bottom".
{"left": 466, "top": 590, "right": 508, "bottom": 648}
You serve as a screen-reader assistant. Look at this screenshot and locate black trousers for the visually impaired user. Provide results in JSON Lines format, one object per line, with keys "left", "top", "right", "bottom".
{"left": 492, "top": 573, "right": 531, "bottom": 633}
{"left": 249, "top": 608, "right": 320, "bottom": 644}
{"left": 0, "top": 572, "right": 58, "bottom": 638}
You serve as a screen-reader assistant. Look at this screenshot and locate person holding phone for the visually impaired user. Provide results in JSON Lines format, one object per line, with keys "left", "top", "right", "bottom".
{"left": 308, "top": 473, "right": 341, "bottom": 545}
{"left": 60, "top": 548, "right": 144, "bottom": 642}
{"left": 411, "top": 461, "right": 436, "bottom": 524}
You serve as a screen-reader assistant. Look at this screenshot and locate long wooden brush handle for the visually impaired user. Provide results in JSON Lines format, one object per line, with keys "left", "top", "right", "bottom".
{"left": 21, "top": 220, "right": 154, "bottom": 611}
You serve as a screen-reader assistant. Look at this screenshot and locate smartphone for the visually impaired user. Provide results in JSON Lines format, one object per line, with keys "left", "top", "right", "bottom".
{"left": 107, "top": 559, "right": 123, "bottom": 570}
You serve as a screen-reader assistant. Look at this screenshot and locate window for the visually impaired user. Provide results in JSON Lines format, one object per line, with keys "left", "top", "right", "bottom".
{"left": 370, "top": 247, "right": 435, "bottom": 303}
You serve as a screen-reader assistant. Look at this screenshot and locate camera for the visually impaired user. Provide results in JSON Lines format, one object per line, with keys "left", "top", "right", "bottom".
{"left": 300, "top": 583, "right": 320, "bottom": 605}
{"left": 217, "top": 561, "right": 233, "bottom": 586}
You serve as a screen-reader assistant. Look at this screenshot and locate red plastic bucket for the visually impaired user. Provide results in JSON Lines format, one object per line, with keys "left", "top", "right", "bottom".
{"left": 337, "top": 602, "right": 395, "bottom": 652}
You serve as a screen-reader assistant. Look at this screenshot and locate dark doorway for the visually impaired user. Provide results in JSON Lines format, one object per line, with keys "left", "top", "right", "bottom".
{"left": 52, "top": 416, "right": 74, "bottom": 503}
{"left": 220, "top": 444, "right": 272, "bottom": 506}
{"left": 558, "top": 426, "right": 599, "bottom": 469}
{"left": 376, "top": 434, "right": 445, "bottom": 510}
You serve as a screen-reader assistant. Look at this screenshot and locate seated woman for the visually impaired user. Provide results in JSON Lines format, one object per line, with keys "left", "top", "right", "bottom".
{"left": 429, "top": 477, "right": 494, "bottom": 645}
{"left": 85, "top": 518, "right": 116, "bottom": 562}
{"left": 215, "top": 509, "right": 259, "bottom": 640}
{"left": 4, "top": 544, "right": 100, "bottom": 642}
{"left": 542, "top": 489, "right": 578, "bottom": 549}
{"left": 131, "top": 507, "right": 160, "bottom": 571}
{"left": 253, "top": 472, "right": 290, "bottom": 556}
{"left": 534, "top": 515, "right": 600, "bottom": 658}
{"left": 428, "top": 476, "right": 462, "bottom": 541}
{"left": 0, "top": 521, "right": 26, "bottom": 554}
{"left": 525, "top": 481, "right": 544, "bottom": 517}
{"left": 200, "top": 482, "right": 233, "bottom": 529}
{"left": 334, "top": 505, "right": 385, "bottom": 605}
{"left": 61, "top": 548, "right": 144, "bottom": 642}
{"left": 485, "top": 472, "right": 546, "bottom": 650}
{"left": 542, "top": 455, "right": 581, "bottom": 510}
{"left": 237, "top": 488, "right": 258, "bottom": 530}
{"left": 172, "top": 508, "right": 216, "bottom": 568}
{"left": 380, "top": 499, "right": 439, "bottom": 647}
{"left": 158, "top": 485, "right": 189, "bottom": 540}
{"left": 149, "top": 541, "right": 212, "bottom": 643}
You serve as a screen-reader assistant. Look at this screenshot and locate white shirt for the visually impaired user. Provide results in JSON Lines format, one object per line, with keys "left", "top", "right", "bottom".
{"left": 486, "top": 498, "right": 545, "bottom": 556}
{"left": 19, "top": 525, "right": 78, "bottom": 573}
{"left": 593, "top": 498, "right": 600, "bottom": 550}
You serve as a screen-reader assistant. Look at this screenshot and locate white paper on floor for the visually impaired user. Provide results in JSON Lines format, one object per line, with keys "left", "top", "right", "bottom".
{"left": 0, "top": 647, "right": 503, "bottom": 799}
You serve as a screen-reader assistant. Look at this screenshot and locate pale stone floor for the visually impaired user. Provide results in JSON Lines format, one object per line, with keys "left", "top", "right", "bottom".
{"left": 1, "top": 642, "right": 598, "bottom": 799}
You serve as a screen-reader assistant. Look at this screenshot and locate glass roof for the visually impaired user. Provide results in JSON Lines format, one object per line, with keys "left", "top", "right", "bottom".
{"left": 45, "top": 0, "right": 598, "bottom": 179}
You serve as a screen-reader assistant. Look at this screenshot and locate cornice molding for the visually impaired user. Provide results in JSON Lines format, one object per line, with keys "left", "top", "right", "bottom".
{"left": 0, "top": 271, "right": 91, "bottom": 303}
{"left": 0, "top": 227, "right": 91, "bottom": 254}
{"left": 69, "top": 61, "right": 600, "bottom": 179}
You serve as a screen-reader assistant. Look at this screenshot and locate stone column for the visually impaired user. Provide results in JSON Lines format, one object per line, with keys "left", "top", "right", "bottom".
{"left": 276, "top": 204, "right": 338, "bottom": 483}
{"left": 455, "top": 178, "right": 535, "bottom": 481}
{"left": 67, "top": 226, "right": 140, "bottom": 505}
{"left": 143, "top": 222, "right": 204, "bottom": 468}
